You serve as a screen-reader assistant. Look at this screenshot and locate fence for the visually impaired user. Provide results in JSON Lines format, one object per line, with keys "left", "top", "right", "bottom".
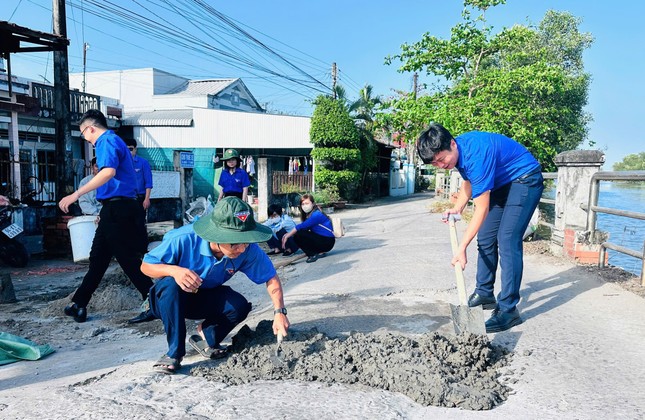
{"left": 0, "top": 157, "right": 59, "bottom": 203}
{"left": 583, "top": 171, "right": 645, "bottom": 284}
{"left": 272, "top": 171, "right": 313, "bottom": 194}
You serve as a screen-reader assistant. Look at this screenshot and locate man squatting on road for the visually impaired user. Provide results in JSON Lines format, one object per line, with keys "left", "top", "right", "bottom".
{"left": 58, "top": 109, "right": 152, "bottom": 323}
{"left": 137, "top": 197, "right": 290, "bottom": 374}
{"left": 417, "top": 123, "right": 544, "bottom": 333}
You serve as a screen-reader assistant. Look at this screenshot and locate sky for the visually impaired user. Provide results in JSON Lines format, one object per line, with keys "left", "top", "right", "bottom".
{"left": 2, "top": 0, "right": 644, "bottom": 169}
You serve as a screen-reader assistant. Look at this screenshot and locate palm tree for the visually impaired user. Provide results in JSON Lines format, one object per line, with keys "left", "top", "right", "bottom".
{"left": 348, "top": 85, "right": 383, "bottom": 200}
{"left": 349, "top": 84, "right": 382, "bottom": 130}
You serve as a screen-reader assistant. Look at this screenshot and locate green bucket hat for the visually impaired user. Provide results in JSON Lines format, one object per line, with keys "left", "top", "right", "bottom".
{"left": 193, "top": 197, "right": 272, "bottom": 244}
{"left": 222, "top": 148, "right": 241, "bottom": 161}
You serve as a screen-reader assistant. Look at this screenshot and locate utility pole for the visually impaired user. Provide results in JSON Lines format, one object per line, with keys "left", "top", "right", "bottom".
{"left": 331, "top": 62, "right": 337, "bottom": 99}
{"left": 82, "top": 42, "right": 89, "bottom": 92}
{"left": 412, "top": 73, "right": 418, "bottom": 100}
{"left": 408, "top": 73, "right": 419, "bottom": 167}
{"left": 53, "top": 0, "right": 74, "bottom": 202}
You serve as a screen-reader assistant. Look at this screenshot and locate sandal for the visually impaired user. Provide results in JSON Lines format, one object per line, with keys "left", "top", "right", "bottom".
{"left": 282, "top": 249, "right": 294, "bottom": 257}
{"left": 306, "top": 255, "right": 318, "bottom": 263}
{"left": 189, "top": 335, "right": 229, "bottom": 359}
{"left": 153, "top": 354, "right": 181, "bottom": 374}
{"left": 266, "top": 249, "right": 281, "bottom": 256}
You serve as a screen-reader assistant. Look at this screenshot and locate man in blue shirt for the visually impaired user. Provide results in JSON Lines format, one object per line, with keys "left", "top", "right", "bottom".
{"left": 59, "top": 109, "right": 152, "bottom": 323}
{"left": 417, "top": 123, "right": 544, "bottom": 333}
{"left": 138, "top": 197, "right": 290, "bottom": 374}
{"left": 124, "top": 137, "right": 153, "bottom": 253}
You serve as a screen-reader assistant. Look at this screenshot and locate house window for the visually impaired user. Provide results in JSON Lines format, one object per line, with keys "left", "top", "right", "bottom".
{"left": 230, "top": 93, "right": 240, "bottom": 105}
{"left": 36, "top": 150, "right": 57, "bottom": 183}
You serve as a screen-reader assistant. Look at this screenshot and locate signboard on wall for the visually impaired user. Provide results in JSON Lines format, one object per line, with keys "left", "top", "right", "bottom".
{"left": 150, "top": 170, "right": 180, "bottom": 198}
{"left": 179, "top": 152, "right": 194, "bottom": 168}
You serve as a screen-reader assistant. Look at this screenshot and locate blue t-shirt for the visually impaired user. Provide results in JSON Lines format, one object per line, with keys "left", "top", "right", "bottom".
{"left": 455, "top": 131, "right": 541, "bottom": 199}
{"left": 218, "top": 168, "right": 251, "bottom": 193}
{"left": 263, "top": 214, "right": 297, "bottom": 239}
{"left": 95, "top": 131, "right": 137, "bottom": 200}
{"left": 143, "top": 224, "right": 276, "bottom": 289}
{"left": 133, "top": 155, "right": 153, "bottom": 195}
{"left": 296, "top": 209, "right": 335, "bottom": 237}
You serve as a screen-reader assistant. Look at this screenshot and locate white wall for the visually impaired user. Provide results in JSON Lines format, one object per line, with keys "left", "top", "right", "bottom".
{"left": 135, "top": 108, "right": 311, "bottom": 149}
{"left": 70, "top": 68, "right": 187, "bottom": 112}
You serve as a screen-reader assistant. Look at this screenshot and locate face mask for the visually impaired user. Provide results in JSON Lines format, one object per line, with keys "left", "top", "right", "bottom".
{"left": 301, "top": 203, "right": 314, "bottom": 213}
{"left": 269, "top": 216, "right": 280, "bottom": 224}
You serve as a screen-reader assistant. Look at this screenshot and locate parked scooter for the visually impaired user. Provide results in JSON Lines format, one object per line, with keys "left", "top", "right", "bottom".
{"left": 0, "top": 196, "right": 30, "bottom": 268}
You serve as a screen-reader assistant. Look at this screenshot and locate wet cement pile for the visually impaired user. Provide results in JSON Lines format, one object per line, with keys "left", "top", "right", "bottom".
{"left": 191, "top": 320, "right": 511, "bottom": 410}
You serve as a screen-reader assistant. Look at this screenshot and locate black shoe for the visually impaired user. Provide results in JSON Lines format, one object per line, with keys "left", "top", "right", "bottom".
{"left": 64, "top": 303, "right": 87, "bottom": 323}
{"left": 127, "top": 310, "right": 155, "bottom": 324}
{"left": 485, "top": 308, "right": 522, "bottom": 333}
{"left": 282, "top": 249, "right": 294, "bottom": 257}
{"left": 467, "top": 292, "right": 497, "bottom": 310}
{"left": 306, "top": 255, "right": 318, "bottom": 263}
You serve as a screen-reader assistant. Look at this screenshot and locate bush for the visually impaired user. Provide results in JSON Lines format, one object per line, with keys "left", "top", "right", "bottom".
{"left": 310, "top": 147, "right": 361, "bottom": 167}
{"left": 312, "top": 186, "right": 341, "bottom": 205}
{"left": 315, "top": 168, "right": 360, "bottom": 199}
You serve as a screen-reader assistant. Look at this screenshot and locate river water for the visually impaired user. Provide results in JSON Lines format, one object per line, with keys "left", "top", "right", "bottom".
{"left": 596, "top": 182, "right": 645, "bottom": 276}
{"left": 541, "top": 181, "right": 645, "bottom": 276}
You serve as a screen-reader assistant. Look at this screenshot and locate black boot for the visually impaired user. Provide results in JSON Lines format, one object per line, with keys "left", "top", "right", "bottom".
{"left": 64, "top": 303, "right": 87, "bottom": 323}
{"left": 467, "top": 292, "right": 497, "bottom": 310}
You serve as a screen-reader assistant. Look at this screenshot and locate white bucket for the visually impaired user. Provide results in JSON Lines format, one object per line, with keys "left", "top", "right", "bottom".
{"left": 67, "top": 216, "right": 98, "bottom": 263}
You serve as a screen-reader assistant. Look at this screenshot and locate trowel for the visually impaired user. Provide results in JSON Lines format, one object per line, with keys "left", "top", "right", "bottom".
{"left": 447, "top": 214, "right": 487, "bottom": 335}
{"left": 269, "top": 332, "right": 287, "bottom": 367}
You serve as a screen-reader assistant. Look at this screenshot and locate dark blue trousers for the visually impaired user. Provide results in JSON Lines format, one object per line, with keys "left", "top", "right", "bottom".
{"left": 148, "top": 277, "right": 252, "bottom": 360}
{"left": 475, "top": 172, "right": 544, "bottom": 313}
{"left": 267, "top": 228, "right": 299, "bottom": 252}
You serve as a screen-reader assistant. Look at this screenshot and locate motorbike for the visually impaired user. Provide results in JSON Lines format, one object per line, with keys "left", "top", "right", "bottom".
{"left": 0, "top": 204, "right": 30, "bottom": 267}
{"left": 0, "top": 179, "right": 40, "bottom": 269}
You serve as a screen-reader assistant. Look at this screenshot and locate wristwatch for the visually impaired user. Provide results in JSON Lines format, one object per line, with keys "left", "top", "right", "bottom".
{"left": 273, "top": 307, "right": 287, "bottom": 315}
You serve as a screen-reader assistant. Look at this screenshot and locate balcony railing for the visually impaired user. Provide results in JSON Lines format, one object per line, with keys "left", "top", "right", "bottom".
{"left": 30, "top": 82, "right": 101, "bottom": 122}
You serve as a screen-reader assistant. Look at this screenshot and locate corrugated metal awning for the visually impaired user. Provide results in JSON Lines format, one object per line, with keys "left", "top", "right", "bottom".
{"left": 122, "top": 109, "right": 193, "bottom": 127}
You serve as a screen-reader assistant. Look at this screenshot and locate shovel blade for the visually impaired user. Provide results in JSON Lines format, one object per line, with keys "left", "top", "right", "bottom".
{"left": 450, "top": 304, "right": 487, "bottom": 335}
{"left": 269, "top": 333, "right": 287, "bottom": 367}
{"left": 269, "top": 353, "right": 286, "bottom": 367}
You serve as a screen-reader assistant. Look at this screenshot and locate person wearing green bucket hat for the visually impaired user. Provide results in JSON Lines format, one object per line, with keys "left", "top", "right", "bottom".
{"left": 138, "top": 197, "right": 290, "bottom": 374}
{"left": 217, "top": 148, "right": 251, "bottom": 203}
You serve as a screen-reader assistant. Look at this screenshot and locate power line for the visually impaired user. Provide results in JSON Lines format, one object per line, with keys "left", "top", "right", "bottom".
{"left": 70, "top": 0, "right": 330, "bottom": 96}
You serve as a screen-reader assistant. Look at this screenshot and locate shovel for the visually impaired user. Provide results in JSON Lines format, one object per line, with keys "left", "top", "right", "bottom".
{"left": 269, "top": 332, "right": 287, "bottom": 367}
{"left": 447, "top": 214, "right": 486, "bottom": 335}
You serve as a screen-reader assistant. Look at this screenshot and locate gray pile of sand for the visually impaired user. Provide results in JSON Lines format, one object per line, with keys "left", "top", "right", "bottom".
{"left": 40, "top": 268, "right": 142, "bottom": 317}
{"left": 191, "top": 320, "right": 511, "bottom": 411}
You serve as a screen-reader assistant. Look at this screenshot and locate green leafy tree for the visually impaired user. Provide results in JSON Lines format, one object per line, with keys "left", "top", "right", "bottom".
{"left": 378, "top": 0, "right": 593, "bottom": 171}
{"left": 310, "top": 95, "right": 361, "bottom": 199}
{"left": 613, "top": 153, "right": 645, "bottom": 171}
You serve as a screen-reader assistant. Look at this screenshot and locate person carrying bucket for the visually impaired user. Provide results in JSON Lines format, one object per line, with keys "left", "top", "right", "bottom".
{"left": 58, "top": 109, "right": 152, "bottom": 324}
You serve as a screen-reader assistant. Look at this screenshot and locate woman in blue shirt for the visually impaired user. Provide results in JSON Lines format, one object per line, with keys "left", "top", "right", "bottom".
{"left": 263, "top": 203, "right": 299, "bottom": 256}
{"left": 282, "top": 194, "right": 335, "bottom": 263}
{"left": 217, "top": 148, "right": 250, "bottom": 202}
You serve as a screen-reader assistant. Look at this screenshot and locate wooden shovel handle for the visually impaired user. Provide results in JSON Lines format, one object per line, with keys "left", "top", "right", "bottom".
{"left": 448, "top": 217, "right": 468, "bottom": 306}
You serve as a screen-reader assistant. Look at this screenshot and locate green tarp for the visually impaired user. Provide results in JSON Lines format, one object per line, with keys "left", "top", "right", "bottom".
{"left": 0, "top": 332, "right": 55, "bottom": 365}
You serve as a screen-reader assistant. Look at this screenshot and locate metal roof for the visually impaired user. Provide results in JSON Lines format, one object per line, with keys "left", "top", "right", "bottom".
{"left": 122, "top": 109, "right": 193, "bottom": 127}
{"left": 165, "top": 79, "right": 236, "bottom": 96}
